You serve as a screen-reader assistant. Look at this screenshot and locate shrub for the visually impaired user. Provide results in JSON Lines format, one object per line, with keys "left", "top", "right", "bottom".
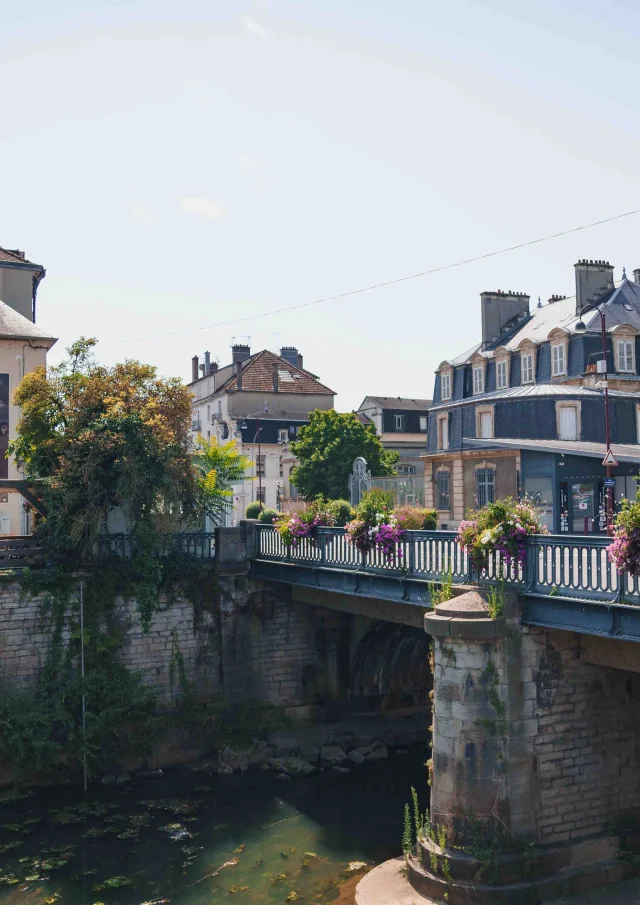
{"left": 245, "top": 501, "right": 264, "bottom": 519}
{"left": 258, "top": 508, "right": 278, "bottom": 524}
{"left": 394, "top": 506, "right": 438, "bottom": 530}
{"left": 346, "top": 489, "right": 404, "bottom": 560}
{"left": 274, "top": 500, "right": 335, "bottom": 547}
{"left": 357, "top": 488, "right": 395, "bottom": 524}
{"left": 328, "top": 499, "right": 354, "bottom": 527}
{"left": 457, "top": 497, "right": 548, "bottom": 570}
{"left": 609, "top": 490, "right": 640, "bottom": 575}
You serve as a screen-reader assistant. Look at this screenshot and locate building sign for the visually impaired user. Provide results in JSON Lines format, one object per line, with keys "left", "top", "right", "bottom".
{"left": 560, "top": 482, "right": 569, "bottom": 533}
{"left": 0, "top": 375, "right": 8, "bottom": 480}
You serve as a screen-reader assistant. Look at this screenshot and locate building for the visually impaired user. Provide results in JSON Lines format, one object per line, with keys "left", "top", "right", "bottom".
{"left": 0, "top": 247, "right": 56, "bottom": 534}
{"left": 425, "top": 260, "right": 640, "bottom": 533}
{"left": 189, "top": 345, "right": 335, "bottom": 523}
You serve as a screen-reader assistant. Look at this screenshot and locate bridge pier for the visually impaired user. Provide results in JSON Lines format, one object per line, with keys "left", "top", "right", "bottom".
{"left": 358, "top": 589, "right": 640, "bottom": 905}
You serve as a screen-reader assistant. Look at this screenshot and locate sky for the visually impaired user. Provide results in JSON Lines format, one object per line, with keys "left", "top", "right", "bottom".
{"left": 3, "top": 0, "right": 640, "bottom": 411}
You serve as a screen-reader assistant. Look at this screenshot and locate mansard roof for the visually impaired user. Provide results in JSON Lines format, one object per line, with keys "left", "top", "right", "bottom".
{"left": 429, "top": 382, "right": 640, "bottom": 412}
{"left": 466, "top": 436, "right": 640, "bottom": 464}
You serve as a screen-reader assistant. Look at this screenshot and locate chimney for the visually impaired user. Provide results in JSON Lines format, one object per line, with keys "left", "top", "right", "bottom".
{"left": 297, "top": 353, "right": 304, "bottom": 370}
{"left": 204, "top": 351, "right": 211, "bottom": 373}
{"left": 480, "top": 290, "right": 530, "bottom": 348}
{"left": 634, "top": 269, "right": 640, "bottom": 285}
{"left": 210, "top": 361, "right": 218, "bottom": 374}
{"left": 232, "top": 344, "right": 251, "bottom": 364}
{"left": 272, "top": 363, "right": 279, "bottom": 392}
{"left": 280, "top": 346, "right": 299, "bottom": 368}
{"left": 574, "top": 260, "right": 614, "bottom": 314}
{"left": 191, "top": 355, "right": 199, "bottom": 383}
{"left": 236, "top": 360, "right": 243, "bottom": 391}
{"left": 7, "top": 250, "right": 25, "bottom": 260}
{"left": 548, "top": 294, "right": 567, "bottom": 304}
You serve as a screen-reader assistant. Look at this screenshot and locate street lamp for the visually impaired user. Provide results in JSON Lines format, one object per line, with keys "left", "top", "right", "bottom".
{"left": 240, "top": 403, "right": 269, "bottom": 509}
{"left": 574, "top": 305, "right": 614, "bottom": 533}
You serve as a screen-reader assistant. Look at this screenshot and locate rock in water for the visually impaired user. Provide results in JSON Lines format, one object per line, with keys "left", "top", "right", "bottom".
{"left": 268, "top": 757, "right": 316, "bottom": 777}
{"left": 366, "top": 746, "right": 388, "bottom": 761}
{"left": 348, "top": 750, "right": 366, "bottom": 766}
{"left": 320, "top": 745, "right": 348, "bottom": 767}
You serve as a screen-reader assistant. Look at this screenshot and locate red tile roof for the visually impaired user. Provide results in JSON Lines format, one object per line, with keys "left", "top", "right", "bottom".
{"left": 0, "top": 247, "right": 41, "bottom": 266}
{"left": 224, "top": 350, "right": 334, "bottom": 395}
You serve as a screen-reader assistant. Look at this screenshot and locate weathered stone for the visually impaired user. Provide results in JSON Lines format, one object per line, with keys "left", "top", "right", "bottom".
{"left": 332, "top": 766, "right": 351, "bottom": 774}
{"left": 320, "top": 745, "right": 348, "bottom": 766}
{"left": 348, "top": 750, "right": 366, "bottom": 765}
{"left": 216, "top": 763, "right": 234, "bottom": 775}
{"left": 100, "top": 774, "right": 117, "bottom": 786}
{"left": 299, "top": 745, "right": 320, "bottom": 764}
{"left": 267, "top": 757, "right": 316, "bottom": 777}
{"left": 366, "top": 746, "right": 388, "bottom": 761}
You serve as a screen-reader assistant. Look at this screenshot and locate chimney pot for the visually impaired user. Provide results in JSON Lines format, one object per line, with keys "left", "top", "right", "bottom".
{"left": 204, "top": 351, "right": 211, "bottom": 374}
{"left": 280, "top": 346, "right": 300, "bottom": 368}
{"left": 210, "top": 361, "right": 218, "bottom": 374}
{"left": 574, "top": 259, "right": 614, "bottom": 314}
{"left": 191, "top": 355, "right": 199, "bottom": 383}
{"left": 232, "top": 344, "right": 251, "bottom": 364}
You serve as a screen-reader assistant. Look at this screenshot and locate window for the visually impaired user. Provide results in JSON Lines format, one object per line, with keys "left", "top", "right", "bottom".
{"left": 479, "top": 411, "right": 493, "bottom": 438}
{"left": 278, "top": 429, "right": 288, "bottom": 444}
{"left": 279, "top": 458, "right": 284, "bottom": 478}
{"left": 521, "top": 353, "right": 534, "bottom": 384}
{"left": 441, "top": 371, "right": 452, "bottom": 401}
{"left": 437, "top": 415, "right": 449, "bottom": 450}
{"left": 496, "top": 359, "right": 508, "bottom": 389}
{"left": 397, "top": 464, "right": 416, "bottom": 476}
{"left": 289, "top": 482, "right": 298, "bottom": 502}
{"left": 551, "top": 343, "right": 566, "bottom": 377}
{"left": 617, "top": 340, "right": 634, "bottom": 373}
{"left": 256, "top": 454, "right": 266, "bottom": 477}
{"left": 419, "top": 416, "right": 428, "bottom": 431}
{"left": 206, "top": 404, "right": 211, "bottom": 423}
{"left": 256, "top": 487, "right": 266, "bottom": 503}
{"left": 437, "top": 470, "right": 450, "bottom": 510}
{"left": 476, "top": 467, "right": 495, "bottom": 508}
{"left": 472, "top": 365, "right": 484, "bottom": 395}
{"left": 394, "top": 414, "right": 405, "bottom": 431}
{"left": 636, "top": 405, "right": 640, "bottom": 443}
{"left": 558, "top": 405, "right": 578, "bottom": 440}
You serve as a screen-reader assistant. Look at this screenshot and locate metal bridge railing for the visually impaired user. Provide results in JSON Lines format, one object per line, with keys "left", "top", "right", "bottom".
{"left": 254, "top": 525, "right": 628, "bottom": 604}
{"left": 96, "top": 533, "right": 216, "bottom": 561}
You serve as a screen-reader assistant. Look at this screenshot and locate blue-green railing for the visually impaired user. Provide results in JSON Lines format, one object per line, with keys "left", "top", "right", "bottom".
{"left": 254, "top": 525, "right": 633, "bottom": 604}
{"left": 97, "top": 533, "right": 216, "bottom": 561}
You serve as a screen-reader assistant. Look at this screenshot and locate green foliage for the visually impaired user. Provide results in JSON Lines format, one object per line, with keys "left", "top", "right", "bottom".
{"left": 356, "top": 488, "right": 395, "bottom": 523}
{"left": 465, "top": 820, "right": 501, "bottom": 883}
{"left": 258, "top": 508, "right": 279, "bottom": 524}
{"left": 486, "top": 580, "right": 505, "bottom": 620}
{"left": 193, "top": 436, "right": 251, "bottom": 525}
{"left": 394, "top": 506, "right": 438, "bottom": 530}
{"left": 245, "top": 501, "right": 264, "bottom": 519}
{"left": 402, "top": 804, "right": 413, "bottom": 860}
{"left": 326, "top": 499, "right": 354, "bottom": 527}
{"left": 429, "top": 568, "right": 454, "bottom": 607}
{"left": 289, "top": 410, "right": 398, "bottom": 500}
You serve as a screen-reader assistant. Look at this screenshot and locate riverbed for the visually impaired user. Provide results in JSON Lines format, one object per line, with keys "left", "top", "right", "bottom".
{"left": 0, "top": 746, "right": 428, "bottom": 905}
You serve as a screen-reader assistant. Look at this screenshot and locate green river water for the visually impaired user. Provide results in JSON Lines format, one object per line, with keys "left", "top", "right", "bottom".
{"left": 0, "top": 748, "right": 428, "bottom": 905}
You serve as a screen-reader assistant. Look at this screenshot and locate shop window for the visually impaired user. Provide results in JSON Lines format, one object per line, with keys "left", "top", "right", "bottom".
{"left": 437, "top": 414, "right": 449, "bottom": 450}
{"left": 476, "top": 467, "right": 495, "bottom": 508}
{"left": 524, "top": 476, "right": 554, "bottom": 532}
{"left": 437, "top": 470, "right": 450, "bottom": 510}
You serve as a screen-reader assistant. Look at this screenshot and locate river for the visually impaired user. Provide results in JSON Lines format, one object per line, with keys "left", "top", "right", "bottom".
{"left": 0, "top": 747, "right": 428, "bottom": 905}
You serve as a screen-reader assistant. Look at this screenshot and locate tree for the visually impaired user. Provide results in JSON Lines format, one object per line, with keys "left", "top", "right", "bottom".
{"left": 193, "top": 436, "right": 251, "bottom": 524}
{"left": 10, "top": 337, "right": 241, "bottom": 558}
{"left": 289, "top": 410, "right": 398, "bottom": 500}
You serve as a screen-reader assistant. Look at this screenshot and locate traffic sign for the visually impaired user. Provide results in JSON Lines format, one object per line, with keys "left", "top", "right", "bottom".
{"left": 604, "top": 478, "right": 616, "bottom": 488}
{"left": 602, "top": 449, "right": 618, "bottom": 467}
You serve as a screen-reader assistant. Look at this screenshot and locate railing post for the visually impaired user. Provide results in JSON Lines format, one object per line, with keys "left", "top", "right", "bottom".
{"left": 407, "top": 533, "right": 415, "bottom": 576}
{"left": 525, "top": 534, "right": 537, "bottom": 593}
{"left": 320, "top": 529, "right": 326, "bottom": 568}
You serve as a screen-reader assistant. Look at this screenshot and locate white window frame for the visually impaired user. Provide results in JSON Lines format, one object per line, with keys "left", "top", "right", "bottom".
{"left": 397, "top": 464, "right": 416, "bottom": 476}
{"left": 394, "top": 414, "right": 405, "bottom": 431}
{"left": 476, "top": 405, "right": 495, "bottom": 439}
{"left": 419, "top": 416, "right": 428, "bottom": 431}
{"left": 472, "top": 365, "right": 484, "bottom": 395}
{"left": 496, "top": 359, "right": 508, "bottom": 389}
{"left": 440, "top": 370, "right": 452, "bottom": 401}
{"left": 617, "top": 339, "right": 635, "bottom": 373}
{"left": 437, "top": 414, "right": 449, "bottom": 451}
{"left": 521, "top": 351, "right": 534, "bottom": 384}
{"left": 556, "top": 401, "right": 581, "bottom": 441}
{"left": 551, "top": 341, "right": 567, "bottom": 377}
{"left": 278, "top": 429, "right": 288, "bottom": 444}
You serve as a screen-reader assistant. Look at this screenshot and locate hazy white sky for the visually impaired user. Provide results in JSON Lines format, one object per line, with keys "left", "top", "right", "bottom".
{"left": 3, "top": 0, "right": 640, "bottom": 411}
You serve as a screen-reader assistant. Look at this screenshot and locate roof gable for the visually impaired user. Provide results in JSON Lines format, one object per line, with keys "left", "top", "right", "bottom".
{"left": 0, "top": 298, "right": 56, "bottom": 343}
{"left": 224, "top": 349, "right": 334, "bottom": 395}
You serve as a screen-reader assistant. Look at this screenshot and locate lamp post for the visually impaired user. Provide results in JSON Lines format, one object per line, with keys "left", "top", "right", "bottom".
{"left": 241, "top": 404, "right": 269, "bottom": 509}
{"left": 574, "top": 305, "right": 614, "bottom": 533}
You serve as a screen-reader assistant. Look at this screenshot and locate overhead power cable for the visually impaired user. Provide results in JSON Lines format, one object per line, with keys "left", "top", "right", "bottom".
{"left": 116, "top": 206, "right": 640, "bottom": 344}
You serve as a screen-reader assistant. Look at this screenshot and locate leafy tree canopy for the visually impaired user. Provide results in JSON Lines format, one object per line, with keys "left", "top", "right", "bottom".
{"left": 11, "top": 337, "right": 247, "bottom": 558}
{"left": 289, "top": 409, "right": 398, "bottom": 501}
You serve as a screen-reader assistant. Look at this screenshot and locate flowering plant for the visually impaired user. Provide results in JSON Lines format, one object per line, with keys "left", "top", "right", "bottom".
{"left": 345, "top": 489, "right": 405, "bottom": 561}
{"left": 274, "top": 497, "right": 334, "bottom": 547}
{"left": 457, "top": 497, "right": 548, "bottom": 571}
{"left": 608, "top": 492, "right": 640, "bottom": 575}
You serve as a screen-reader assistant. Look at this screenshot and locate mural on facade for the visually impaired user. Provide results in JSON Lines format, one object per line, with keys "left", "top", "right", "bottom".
{"left": 0, "top": 374, "right": 8, "bottom": 479}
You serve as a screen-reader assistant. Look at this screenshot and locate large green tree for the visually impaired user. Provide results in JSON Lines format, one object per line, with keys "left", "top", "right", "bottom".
{"left": 289, "top": 410, "right": 398, "bottom": 500}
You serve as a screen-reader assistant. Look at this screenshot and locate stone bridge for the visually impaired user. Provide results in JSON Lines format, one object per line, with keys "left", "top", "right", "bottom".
{"left": 218, "top": 522, "right": 640, "bottom": 903}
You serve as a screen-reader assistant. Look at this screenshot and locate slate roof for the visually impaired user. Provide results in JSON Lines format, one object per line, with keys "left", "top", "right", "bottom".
{"left": 429, "top": 382, "right": 640, "bottom": 412}
{"left": 224, "top": 350, "right": 334, "bottom": 395}
{"left": 0, "top": 299, "right": 56, "bottom": 343}
{"left": 447, "top": 277, "right": 640, "bottom": 366}
{"left": 0, "top": 247, "right": 43, "bottom": 268}
{"left": 466, "top": 436, "right": 640, "bottom": 464}
{"left": 365, "top": 396, "right": 432, "bottom": 410}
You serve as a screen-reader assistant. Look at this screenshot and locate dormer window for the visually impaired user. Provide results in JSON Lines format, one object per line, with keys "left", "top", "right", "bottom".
{"left": 441, "top": 370, "right": 452, "bottom": 401}
{"left": 496, "top": 360, "right": 507, "bottom": 389}
{"left": 472, "top": 365, "right": 484, "bottom": 395}
{"left": 551, "top": 342, "right": 566, "bottom": 377}
{"left": 521, "top": 353, "right": 534, "bottom": 384}
{"left": 394, "top": 414, "right": 405, "bottom": 431}
{"left": 617, "top": 340, "right": 635, "bottom": 373}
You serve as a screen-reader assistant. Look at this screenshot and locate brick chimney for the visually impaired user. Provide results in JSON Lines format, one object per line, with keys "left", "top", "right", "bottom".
{"left": 232, "top": 344, "right": 251, "bottom": 364}
{"left": 480, "top": 291, "right": 530, "bottom": 348}
{"left": 280, "top": 346, "right": 299, "bottom": 368}
{"left": 633, "top": 268, "right": 640, "bottom": 285}
{"left": 204, "top": 351, "right": 210, "bottom": 374}
{"left": 191, "top": 355, "right": 199, "bottom": 383}
{"left": 574, "top": 260, "right": 614, "bottom": 314}
{"left": 548, "top": 294, "right": 567, "bottom": 304}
